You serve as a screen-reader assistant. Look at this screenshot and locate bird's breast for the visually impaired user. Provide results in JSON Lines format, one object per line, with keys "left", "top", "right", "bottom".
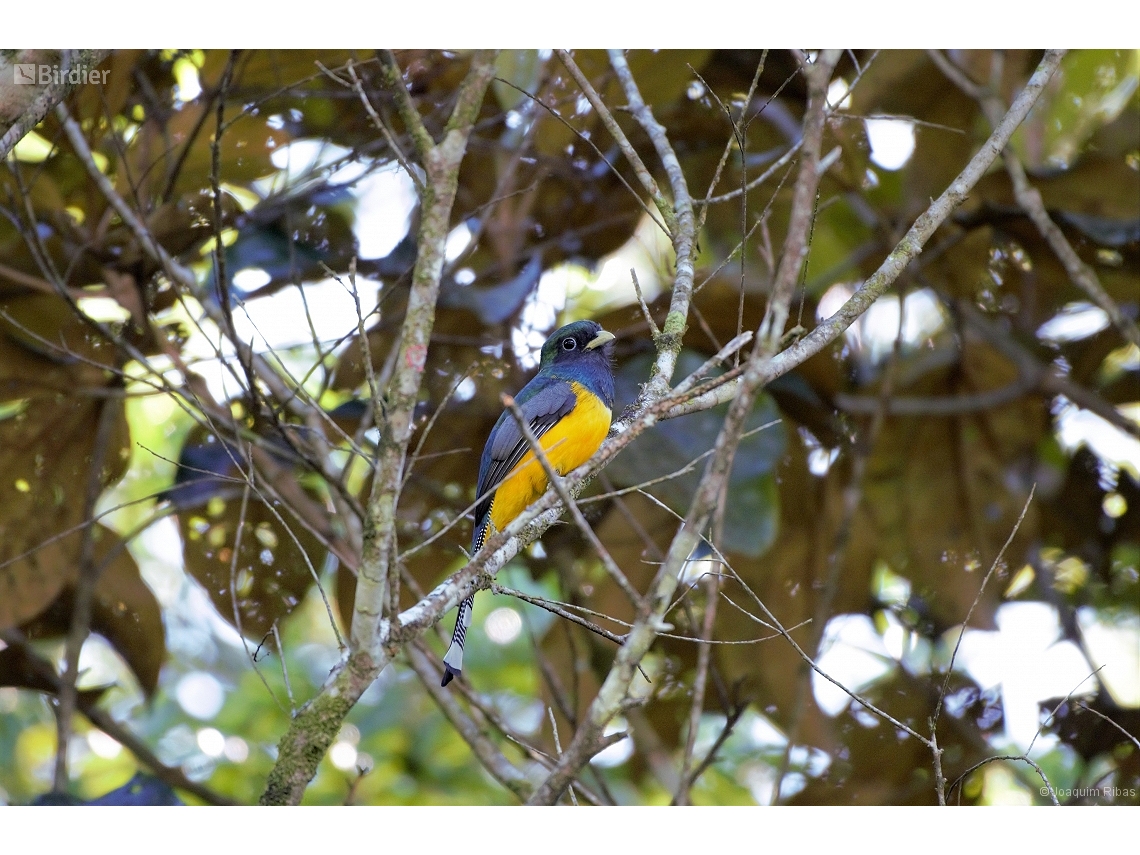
{"left": 487, "top": 382, "right": 611, "bottom": 534}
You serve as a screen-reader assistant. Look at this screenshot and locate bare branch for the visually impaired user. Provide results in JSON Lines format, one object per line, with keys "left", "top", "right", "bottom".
{"left": 930, "top": 50, "right": 1137, "bottom": 348}
{"left": 1075, "top": 701, "right": 1140, "bottom": 752}
{"left": 757, "top": 50, "right": 841, "bottom": 353}
{"left": 350, "top": 49, "right": 499, "bottom": 654}
{"left": 1, "top": 630, "right": 234, "bottom": 805}
{"left": 673, "top": 573, "right": 720, "bottom": 804}
{"left": 406, "top": 641, "right": 533, "bottom": 800}
{"left": 555, "top": 50, "right": 672, "bottom": 231}
{"left": 608, "top": 49, "right": 699, "bottom": 397}
{"left": 52, "top": 392, "right": 122, "bottom": 792}
{"left": 261, "top": 50, "right": 499, "bottom": 806}
{"left": 947, "top": 754, "right": 1060, "bottom": 805}
{"left": 661, "top": 49, "right": 1069, "bottom": 418}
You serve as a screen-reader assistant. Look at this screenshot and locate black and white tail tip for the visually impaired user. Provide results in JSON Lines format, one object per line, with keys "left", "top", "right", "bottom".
{"left": 441, "top": 594, "right": 474, "bottom": 687}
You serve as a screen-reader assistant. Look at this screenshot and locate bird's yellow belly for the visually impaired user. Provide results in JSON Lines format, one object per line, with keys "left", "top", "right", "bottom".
{"left": 488, "top": 382, "right": 610, "bottom": 534}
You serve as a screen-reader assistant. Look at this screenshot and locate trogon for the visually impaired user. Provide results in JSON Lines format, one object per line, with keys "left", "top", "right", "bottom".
{"left": 442, "top": 320, "right": 616, "bottom": 686}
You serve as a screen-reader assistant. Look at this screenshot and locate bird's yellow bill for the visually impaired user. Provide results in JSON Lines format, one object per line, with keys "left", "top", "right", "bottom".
{"left": 585, "top": 330, "right": 615, "bottom": 350}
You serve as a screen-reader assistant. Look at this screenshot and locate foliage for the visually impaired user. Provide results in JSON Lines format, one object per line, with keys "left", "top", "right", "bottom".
{"left": 0, "top": 49, "right": 1137, "bottom": 806}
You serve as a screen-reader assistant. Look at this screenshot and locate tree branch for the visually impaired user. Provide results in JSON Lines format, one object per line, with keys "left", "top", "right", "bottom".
{"left": 261, "top": 50, "right": 498, "bottom": 806}
{"left": 929, "top": 50, "right": 1138, "bottom": 349}
{"left": 406, "top": 641, "right": 533, "bottom": 799}
{"left": 607, "top": 50, "right": 699, "bottom": 400}
{"left": 350, "top": 49, "right": 498, "bottom": 655}
{"left": 757, "top": 49, "right": 841, "bottom": 353}
{"left": 0, "top": 630, "right": 234, "bottom": 805}
{"left": 660, "top": 49, "right": 1069, "bottom": 419}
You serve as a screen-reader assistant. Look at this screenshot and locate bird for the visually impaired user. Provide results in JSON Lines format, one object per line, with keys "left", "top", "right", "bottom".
{"left": 441, "top": 320, "right": 616, "bottom": 686}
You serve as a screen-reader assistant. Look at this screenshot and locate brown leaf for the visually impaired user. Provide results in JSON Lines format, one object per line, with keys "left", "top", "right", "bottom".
{"left": 0, "top": 294, "right": 128, "bottom": 630}
{"left": 0, "top": 646, "right": 108, "bottom": 706}
{"left": 179, "top": 486, "right": 328, "bottom": 640}
{"left": 21, "top": 526, "right": 166, "bottom": 696}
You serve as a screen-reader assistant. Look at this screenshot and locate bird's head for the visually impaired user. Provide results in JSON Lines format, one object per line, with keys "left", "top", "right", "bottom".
{"left": 539, "top": 320, "right": 615, "bottom": 370}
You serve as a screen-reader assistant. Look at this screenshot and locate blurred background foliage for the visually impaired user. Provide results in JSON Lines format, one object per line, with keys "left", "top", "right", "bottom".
{"left": 0, "top": 48, "right": 1137, "bottom": 805}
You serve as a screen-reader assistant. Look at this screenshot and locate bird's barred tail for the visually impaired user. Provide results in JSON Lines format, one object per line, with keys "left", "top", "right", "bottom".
{"left": 441, "top": 594, "right": 474, "bottom": 686}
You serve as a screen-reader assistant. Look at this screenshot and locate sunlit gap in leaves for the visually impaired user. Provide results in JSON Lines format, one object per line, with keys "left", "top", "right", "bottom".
{"left": 483, "top": 606, "right": 522, "bottom": 644}
{"left": 165, "top": 136, "right": 418, "bottom": 402}
{"left": 76, "top": 296, "right": 132, "bottom": 325}
{"left": 489, "top": 695, "right": 545, "bottom": 739}
{"left": 233, "top": 278, "right": 382, "bottom": 353}
{"left": 135, "top": 514, "right": 249, "bottom": 679}
{"left": 329, "top": 723, "right": 372, "bottom": 773}
{"left": 511, "top": 209, "right": 672, "bottom": 369}
{"left": 671, "top": 708, "right": 832, "bottom": 803}
{"left": 86, "top": 730, "right": 122, "bottom": 760}
{"left": 813, "top": 614, "right": 897, "bottom": 716}
{"left": 1044, "top": 318, "right": 1140, "bottom": 483}
{"left": 445, "top": 220, "right": 474, "bottom": 263}
{"left": 585, "top": 211, "right": 670, "bottom": 311}
{"left": 175, "top": 272, "right": 382, "bottom": 403}
{"left": 956, "top": 602, "right": 1096, "bottom": 747}
{"left": 175, "top": 670, "right": 225, "bottom": 720}
{"left": 196, "top": 726, "right": 225, "bottom": 757}
{"left": 678, "top": 544, "right": 722, "bottom": 585}
{"left": 801, "top": 427, "right": 840, "bottom": 477}
{"left": 260, "top": 135, "right": 418, "bottom": 258}
{"left": 817, "top": 284, "right": 947, "bottom": 373}
{"left": 170, "top": 51, "right": 204, "bottom": 103}
{"left": 1037, "top": 301, "right": 1112, "bottom": 344}
{"left": 1054, "top": 398, "right": 1140, "bottom": 484}
{"left": 590, "top": 717, "right": 634, "bottom": 768}
{"left": 512, "top": 269, "right": 567, "bottom": 370}
{"left": 811, "top": 601, "right": 1099, "bottom": 750}
{"left": 827, "top": 77, "right": 852, "bottom": 111}
{"left": 1032, "top": 298, "right": 1139, "bottom": 725}
{"left": 864, "top": 117, "right": 916, "bottom": 171}
{"left": 829, "top": 560, "right": 1120, "bottom": 752}
{"left": 74, "top": 634, "right": 137, "bottom": 698}
{"left": 1077, "top": 607, "right": 1140, "bottom": 706}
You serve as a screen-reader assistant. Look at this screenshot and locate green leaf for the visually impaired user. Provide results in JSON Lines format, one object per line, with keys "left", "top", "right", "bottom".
{"left": 606, "top": 350, "right": 785, "bottom": 556}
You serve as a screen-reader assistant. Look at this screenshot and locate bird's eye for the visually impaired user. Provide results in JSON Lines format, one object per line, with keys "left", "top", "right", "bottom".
{"left": 562, "top": 337, "right": 577, "bottom": 351}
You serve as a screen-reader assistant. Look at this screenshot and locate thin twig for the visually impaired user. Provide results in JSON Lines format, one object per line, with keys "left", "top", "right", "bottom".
{"left": 659, "top": 49, "right": 1069, "bottom": 421}
{"left": 673, "top": 572, "right": 720, "bottom": 804}
{"left": 757, "top": 50, "right": 841, "bottom": 354}
{"left": 555, "top": 50, "right": 672, "bottom": 231}
{"left": 1027, "top": 666, "right": 1104, "bottom": 756}
{"left": 608, "top": 49, "right": 698, "bottom": 398}
{"left": 930, "top": 50, "right": 1137, "bottom": 347}
{"left": 947, "top": 754, "right": 1060, "bottom": 805}
{"left": 52, "top": 392, "right": 121, "bottom": 792}
{"left": 405, "top": 640, "right": 533, "bottom": 800}
{"left": 331, "top": 59, "right": 424, "bottom": 196}
{"left": 492, "top": 584, "right": 628, "bottom": 646}
{"left": 547, "top": 707, "right": 578, "bottom": 806}
{"left": 630, "top": 268, "right": 660, "bottom": 339}
{"left": 932, "top": 486, "right": 1035, "bottom": 735}
{"left": 0, "top": 630, "right": 234, "bottom": 805}
{"left": 1075, "top": 701, "right": 1140, "bottom": 752}
{"left": 261, "top": 51, "right": 499, "bottom": 806}
{"left": 348, "top": 49, "right": 499, "bottom": 654}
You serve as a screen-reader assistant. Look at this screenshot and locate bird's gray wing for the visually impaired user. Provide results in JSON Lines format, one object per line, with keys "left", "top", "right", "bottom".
{"left": 474, "top": 376, "right": 577, "bottom": 527}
